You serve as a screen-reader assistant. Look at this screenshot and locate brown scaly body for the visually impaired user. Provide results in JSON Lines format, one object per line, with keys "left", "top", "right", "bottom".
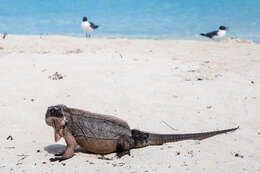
{"left": 45, "top": 104, "right": 238, "bottom": 162}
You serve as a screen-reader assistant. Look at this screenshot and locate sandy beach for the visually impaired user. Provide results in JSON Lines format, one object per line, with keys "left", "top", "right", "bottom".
{"left": 0, "top": 35, "right": 260, "bottom": 173}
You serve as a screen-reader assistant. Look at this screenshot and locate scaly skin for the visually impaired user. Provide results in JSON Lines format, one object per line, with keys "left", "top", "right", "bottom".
{"left": 45, "top": 105, "right": 238, "bottom": 162}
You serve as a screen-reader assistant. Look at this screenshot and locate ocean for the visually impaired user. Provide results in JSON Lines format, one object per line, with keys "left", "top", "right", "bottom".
{"left": 0, "top": 0, "right": 259, "bottom": 42}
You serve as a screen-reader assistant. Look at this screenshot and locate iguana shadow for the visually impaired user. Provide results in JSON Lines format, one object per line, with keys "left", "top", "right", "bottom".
{"left": 44, "top": 144, "right": 91, "bottom": 154}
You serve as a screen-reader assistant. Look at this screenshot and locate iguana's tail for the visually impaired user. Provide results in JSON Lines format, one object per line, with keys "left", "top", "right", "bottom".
{"left": 131, "top": 126, "right": 238, "bottom": 148}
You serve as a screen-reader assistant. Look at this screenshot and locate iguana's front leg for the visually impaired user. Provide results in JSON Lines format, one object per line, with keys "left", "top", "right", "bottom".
{"left": 50, "top": 132, "right": 77, "bottom": 162}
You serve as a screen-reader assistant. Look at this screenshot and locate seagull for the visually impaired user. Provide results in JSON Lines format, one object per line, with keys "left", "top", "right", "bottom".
{"left": 200, "top": 26, "right": 227, "bottom": 40}
{"left": 81, "top": 16, "right": 99, "bottom": 38}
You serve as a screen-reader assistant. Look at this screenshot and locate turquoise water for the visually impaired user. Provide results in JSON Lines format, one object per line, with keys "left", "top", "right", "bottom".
{"left": 0, "top": 0, "right": 259, "bottom": 42}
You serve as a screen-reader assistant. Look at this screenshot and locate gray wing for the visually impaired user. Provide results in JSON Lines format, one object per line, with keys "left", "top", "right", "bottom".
{"left": 90, "top": 22, "right": 99, "bottom": 29}
{"left": 205, "top": 30, "right": 218, "bottom": 38}
{"left": 67, "top": 115, "right": 131, "bottom": 140}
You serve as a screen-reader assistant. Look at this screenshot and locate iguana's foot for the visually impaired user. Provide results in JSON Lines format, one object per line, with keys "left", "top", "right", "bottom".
{"left": 98, "top": 155, "right": 113, "bottom": 160}
{"left": 50, "top": 157, "right": 69, "bottom": 162}
{"left": 54, "top": 151, "right": 65, "bottom": 156}
{"left": 50, "top": 152, "right": 75, "bottom": 162}
{"left": 116, "top": 150, "right": 130, "bottom": 158}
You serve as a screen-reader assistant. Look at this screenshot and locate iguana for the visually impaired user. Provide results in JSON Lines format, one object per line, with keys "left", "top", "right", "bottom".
{"left": 45, "top": 104, "right": 238, "bottom": 162}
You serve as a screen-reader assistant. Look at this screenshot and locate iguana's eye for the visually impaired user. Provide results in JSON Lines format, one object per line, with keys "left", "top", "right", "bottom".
{"left": 50, "top": 108, "right": 56, "bottom": 115}
{"left": 49, "top": 106, "right": 63, "bottom": 118}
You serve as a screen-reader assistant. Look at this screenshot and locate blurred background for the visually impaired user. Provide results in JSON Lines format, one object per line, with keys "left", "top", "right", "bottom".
{"left": 0, "top": 0, "right": 259, "bottom": 42}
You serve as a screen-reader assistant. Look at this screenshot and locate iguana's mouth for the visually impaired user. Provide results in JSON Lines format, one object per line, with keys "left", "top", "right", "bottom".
{"left": 46, "top": 117, "right": 64, "bottom": 128}
{"left": 45, "top": 117, "right": 59, "bottom": 127}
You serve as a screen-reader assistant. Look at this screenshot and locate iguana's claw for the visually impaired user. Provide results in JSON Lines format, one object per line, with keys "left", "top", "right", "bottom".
{"left": 54, "top": 152, "right": 65, "bottom": 156}
{"left": 116, "top": 150, "right": 130, "bottom": 158}
{"left": 49, "top": 157, "right": 68, "bottom": 162}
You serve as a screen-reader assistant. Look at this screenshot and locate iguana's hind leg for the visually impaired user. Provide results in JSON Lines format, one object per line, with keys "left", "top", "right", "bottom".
{"left": 116, "top": 135, "right": 131, "bottom": 158}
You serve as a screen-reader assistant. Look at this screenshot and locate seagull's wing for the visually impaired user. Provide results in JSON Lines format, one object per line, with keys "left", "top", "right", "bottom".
{"left": 90, "top": 22, "right": 99, "bottom": 29}
{"left": 204, "top": 30, "right": 218, "bottom": 38}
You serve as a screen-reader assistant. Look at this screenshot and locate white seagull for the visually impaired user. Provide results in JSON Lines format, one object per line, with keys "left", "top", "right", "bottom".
{"left": 81, "top": 16, "right": 99, "bottom": 38}
{"left": 200, "top": 26, "right": 228, "bottom": 40}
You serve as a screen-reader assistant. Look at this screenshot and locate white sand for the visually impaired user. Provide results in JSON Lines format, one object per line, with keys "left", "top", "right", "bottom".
{"left": 0, "top": 35, "right": 260, "bottom": 173}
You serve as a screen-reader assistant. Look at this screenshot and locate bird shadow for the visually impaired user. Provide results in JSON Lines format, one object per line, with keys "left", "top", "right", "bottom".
{"left": 44, "top": 144, "right": 91, "bottom": 155}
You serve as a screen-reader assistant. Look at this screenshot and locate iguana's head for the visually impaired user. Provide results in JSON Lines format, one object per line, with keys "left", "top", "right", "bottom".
{"left": 45, "top": 105, "right": 68, "bottom": 142}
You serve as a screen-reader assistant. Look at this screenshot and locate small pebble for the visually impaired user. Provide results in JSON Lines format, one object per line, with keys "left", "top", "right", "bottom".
{"left": 6, "top": 135, "right": 13, "bottom": 140}
{"left": 66, "top": 49, "right": 82, "bottom": 54}
{"left": 118, "top": 162, "right": 125, "bottom": 166}
{"left": 234, "top": 153, "right": 244, "bottom": 158}
{"left": 48, "top": 72, "right": 65, "bottom": 80}
{"left": 206, "top": 106, "right": 212, "bottom": 109}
